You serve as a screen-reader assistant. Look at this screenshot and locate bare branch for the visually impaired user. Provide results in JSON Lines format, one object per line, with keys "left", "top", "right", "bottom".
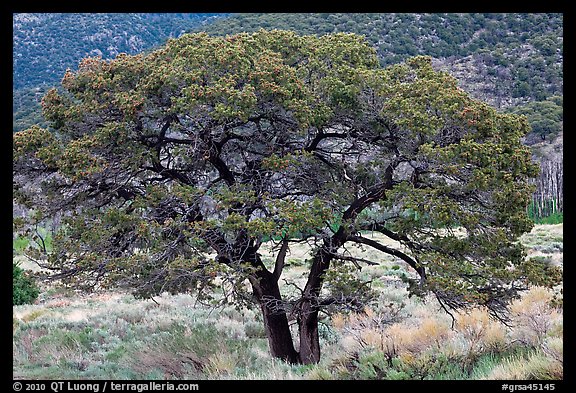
{"left": 434, "top": 292, "right": 456, "bottom": 329}
{"left": 330, "top": 252, "right": 380, "bottom": 268}
{"left": 272, "top": 237, "right": 289, "bottom": 281}
{"left": 347, "top": 235, "right": 426, "bottom": 281}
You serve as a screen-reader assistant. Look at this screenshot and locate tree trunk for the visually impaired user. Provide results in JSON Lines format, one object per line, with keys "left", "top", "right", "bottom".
{"left": 250, "top": 269, "right": 299, "bottom": 364}
{"left": 260, "top": 300, "right": 299, "bottom": 364}
{"left": 296, "top": 246, "right": 335, "bottom": 364}
{"left": 297, "top": 302, "right": 321, "bottom": 364}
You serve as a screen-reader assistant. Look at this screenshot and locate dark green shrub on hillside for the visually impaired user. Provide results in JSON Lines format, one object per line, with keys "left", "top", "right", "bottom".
{"left": 13, "top": 263, "right": 39, "bottom": 305}
{"left": 509, "top": 96, "right": 563, "bottom": 143}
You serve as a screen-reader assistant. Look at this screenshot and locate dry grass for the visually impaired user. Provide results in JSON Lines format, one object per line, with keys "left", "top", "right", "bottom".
{"left": 336, "top": 300, "right": 454, "bottom": 357}
{"left": 509, "top": 287, "right": 562, "bottom": 347}
{"left": 455, "top": 307, "right": 507, "bottom": 353}
{"left": 205, "top": 352, "right": 237, "bottom": 377}
{"left": 131, "top": 349, "right": 205, "bottom": 379}
{"left": 13, "top": 224, "right": 562, "bottom": 380}
{"left": 520, "top": 224, "right": 563, "bottom": 266}
{"left": 485, "top": 351, "right": 563, "bottom": 380}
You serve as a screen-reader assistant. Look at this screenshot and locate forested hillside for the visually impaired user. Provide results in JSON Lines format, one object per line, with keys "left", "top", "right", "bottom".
{"left": 13, "top": 13, "right": 226, "bottom": 132}
{"left": 13, "top": 13, "right": 225, "bottom": 89}
{"left": 197, "top": 13, "right": 563, "bottom": 109}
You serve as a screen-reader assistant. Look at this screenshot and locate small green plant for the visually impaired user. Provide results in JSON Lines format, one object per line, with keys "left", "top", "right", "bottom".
{"left": 13, "top": 236, "right": 29, "bottom": 254}
{"left": 13, "top": 262, "right": 40, "bottom": 305}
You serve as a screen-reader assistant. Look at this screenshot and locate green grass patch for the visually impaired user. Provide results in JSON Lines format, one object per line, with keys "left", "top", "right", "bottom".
{"left": 527, "top": 199, "right": 563, "bottom": 224}
{"left": 533, "top": 212, "right": 563, "bottom": 225}
{"left": 13, "top": 229, "right": 54, "bottom": 255}
{"left": 13, "top": 237, "right": 30, "bottom": 254}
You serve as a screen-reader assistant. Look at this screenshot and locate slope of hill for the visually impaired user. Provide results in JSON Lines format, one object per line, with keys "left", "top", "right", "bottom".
{"left": 12, "top": 13, "right": 230, "bottom": 132}
{"left": 13, "top": 13, "right": 227, "bottom": 89}
{"left": 196, "top": 13, "right": 563, "bottom": 109}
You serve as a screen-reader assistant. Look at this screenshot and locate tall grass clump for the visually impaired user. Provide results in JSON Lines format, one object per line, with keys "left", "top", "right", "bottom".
{"left": 486, "top": 350, "right": 563, "bottom": 380}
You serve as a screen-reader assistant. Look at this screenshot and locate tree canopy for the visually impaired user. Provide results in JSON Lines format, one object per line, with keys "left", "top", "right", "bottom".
{"left": 13, "top": 30, "right": 559, "bottom": 364}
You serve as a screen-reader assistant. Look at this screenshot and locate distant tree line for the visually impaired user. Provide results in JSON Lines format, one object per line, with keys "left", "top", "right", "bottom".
{"left": 529, "top": 160, "right": 563, "bottom": 221}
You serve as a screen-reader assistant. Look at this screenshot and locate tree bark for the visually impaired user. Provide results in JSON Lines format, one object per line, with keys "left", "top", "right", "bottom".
{"left": 261, "top": 298, "right": 299, "bottom": 364}
{"left": 250, "top": 268, "right": 299, "bottom": 364}
{"left": 297, "top": 246, "right": 335, "bottom": 364}
{"left": 297, "top": 173, "right": 394, "bottom": 364}
{"left": 297, "top": 301, "right": 321, "bottom": 364}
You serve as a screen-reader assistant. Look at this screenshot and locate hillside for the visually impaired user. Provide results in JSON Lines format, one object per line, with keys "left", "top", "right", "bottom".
{"left": 197, "top": 13, "right": 563, "bottom": 109}
{"left": 12, "top": 13, "right": 228, "bottom": 132}
{"left": 13, "top": 13, "right": 226, "bottom": 89}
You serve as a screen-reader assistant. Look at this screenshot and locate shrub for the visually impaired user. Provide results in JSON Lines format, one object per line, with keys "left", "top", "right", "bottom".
{"left": 355, "top": 350, "right": 389, "bottom": 379}
{"left": 13, "top": 262, "right": 40, "bottom": 305}
{"left": 510, "top": 287, "right": 562, "bottom": 347}
{"left": 455, "top": 307, "right": 507, "bottom": 354}
{"left": 541, "top": 336, "right": 563, "bottom": 365}
{"left": 244, "top": 320, "right": 266, "bottom": 339}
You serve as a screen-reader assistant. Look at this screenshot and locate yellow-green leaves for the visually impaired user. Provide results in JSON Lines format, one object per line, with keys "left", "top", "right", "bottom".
{"left": 13, "top": 126, "right": 57, "bottom": 160}
{"left": 261, "top": 150, "right": 313, "bottom": 172}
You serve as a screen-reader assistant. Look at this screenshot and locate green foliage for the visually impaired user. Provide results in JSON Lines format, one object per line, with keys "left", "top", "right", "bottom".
{"left": 518, "top": 257, "right": 562, "bottom": 288}
{"left": 198, "top": 13, "right": 562, "bottom": 103}
{"left": 533, "top": 212, "right": 563, "bottom": 225}
{"left": 13, "top": 237, "right": 30, "bottom": 254}
{"left": 13, "top": 263, "right": 40, "bottom": 305}
{"left": 323, "top": 263, "right": 375, "bottom": 312}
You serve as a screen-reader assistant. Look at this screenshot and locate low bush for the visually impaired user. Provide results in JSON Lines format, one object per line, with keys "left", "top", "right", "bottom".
{"left": 13, "top": 263, "right": 39, "bottom": 305}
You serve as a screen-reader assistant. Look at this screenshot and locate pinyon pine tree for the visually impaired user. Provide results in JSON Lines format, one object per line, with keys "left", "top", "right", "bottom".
{"left": 13, "top": 30, "right": 560, "bottom": 364}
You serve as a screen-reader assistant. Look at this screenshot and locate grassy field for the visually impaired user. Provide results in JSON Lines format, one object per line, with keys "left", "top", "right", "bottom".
{"left": 13, "top": 224, "right": 563, "bottom": 380}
